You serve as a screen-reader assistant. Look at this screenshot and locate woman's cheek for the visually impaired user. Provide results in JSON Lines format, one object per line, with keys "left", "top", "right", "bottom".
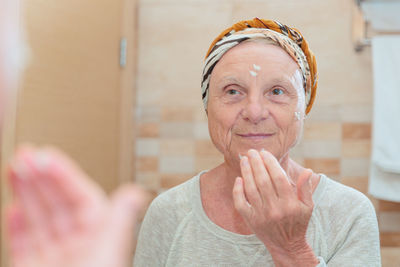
{"left": 208, "top": 107, "right": 236, "bottom": 155}
{"left": 208, "top": 119, "right": 226, "bottom": 154}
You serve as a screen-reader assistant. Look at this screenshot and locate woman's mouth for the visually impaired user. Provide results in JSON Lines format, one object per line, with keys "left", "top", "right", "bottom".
{"left": 236, "top": 133, "right": 276, "bottom": 140}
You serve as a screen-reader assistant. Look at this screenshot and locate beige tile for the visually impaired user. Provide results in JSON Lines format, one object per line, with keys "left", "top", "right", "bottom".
{"left": 135, "top": 106, "right": 160, "bottom": 123}
{"left": 342, "top": 140, "right": 371, "bottom": 158}
{"left": 301, "top": 140, "right": 341, "bottom": 158}
{"left": 161, "top": 106, "right": 194, "bottom": 122}
{"left": 379, "top": 200, "right": 400, "bottom": 212}
{"left": 305, "top": 104, "right": 341, "bottom": 122}
{"left": 304, "top": 158, "right": 340, "bottom": 176}
{"left": 136, "top": 138, "right": 159, "bottom": 156}
{"left": 137, "top": 3, "right": 232, "bottom": 107}
{"left": 303, "top": 122, "right": 341, "bottom": 140}
{"left": 160, "top": 122, "right": 194, "bottom": 139}
{"left": 160, "top": 139, "right": 195, "bottom": 156}
{"left": 317, "top": 78, "right": 372, "bottom": 106}
{"left": 137, "top": 123, "right": 159, "bottom": 138}
{"left": 381, "top": 247, "right": 400, "bottom": 267}
{"left": 231, "top": 0, "right": 346, "bottom": 28}
{"left": 136, "top": 156, "right": 159, "bottom": 172}
{"left": 340, "top": 104, "right": 372, "bottom": 123}
{"left": 193, "top": 121, "right": 210, "bottom": 140}
{"left": 160, "top": 174, "right": 193, "bottom": 189}
{"left": 140, "top": 0, "right": 231, "bottom": 4}
{"left": 381, "top": 233, "right": 400, "bottom": 247}
{"left": 160, "top": 155, "right": 194, "bottom": 174}
{"left": 340, "top": 158, "right": 370, "bottom": 177}
{"left": 342, "top": 123, "right": 371, "bottom": 140}
{"left": 340, "top": 176, "right": 368, "bottom": 195}
{"left": 136, "top": 86, "right": 163, "bottom": 107}
{"left": 378, "top": 212, "right": 400, "bottom": 232}
{"left": 195, "top": 156, "right": 224, "bottom": 172}
{"left": 135, "top": 171, "right": 160, "bottom": 189}
{"left": 195, "top": 140, "right": 221, "bottom": 157}
{"left": 193, "top": 107, "right": 208, "bottom": 122}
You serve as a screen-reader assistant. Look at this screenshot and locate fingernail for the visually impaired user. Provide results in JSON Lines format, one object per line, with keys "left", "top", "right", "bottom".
{"left": 235, "top": 177, "right": 241, "bottom": 185}
{"left": 260, "top": 148, "right": 265, "bottom": 152}
{"left": 242, "top": 156, "right": 249, "bottom": 165}
{"left": 35, "top": 151, "right": 50, "bottom": 172}
{"left": 238, "top": 153, "right": 243, "bottom": 160}
{"left": 248, "top": 149, "right": 258, "bottom": 158}
{"left": 11, "top": 160, "right": 29, "bottom": 180}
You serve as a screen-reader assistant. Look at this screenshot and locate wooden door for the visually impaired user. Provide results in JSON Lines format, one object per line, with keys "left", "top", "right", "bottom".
{"left": 16, "top": 0, "right": 137, "bottom": 190}
{"left": 1, "top": 0, "right": 137, "bottom": 265}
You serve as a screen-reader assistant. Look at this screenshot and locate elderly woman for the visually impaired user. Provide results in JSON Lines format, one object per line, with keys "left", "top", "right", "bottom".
{"left": 134, "top": 18, "right": 380, "bottom": 266}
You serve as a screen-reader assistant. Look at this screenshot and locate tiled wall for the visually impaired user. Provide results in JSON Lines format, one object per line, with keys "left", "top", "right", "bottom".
{"left": 134, "top": 0, "right": 400, "bottom": 264}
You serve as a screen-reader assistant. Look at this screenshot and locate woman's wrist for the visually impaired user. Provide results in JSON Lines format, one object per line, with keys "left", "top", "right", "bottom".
{"left": 265, "top": 241, "right": 319, "bottom": 267}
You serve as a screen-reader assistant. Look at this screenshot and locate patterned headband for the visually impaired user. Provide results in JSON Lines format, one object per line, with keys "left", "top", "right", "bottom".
{"left": 201, "top": 18, "right": 318, "bottom": 114}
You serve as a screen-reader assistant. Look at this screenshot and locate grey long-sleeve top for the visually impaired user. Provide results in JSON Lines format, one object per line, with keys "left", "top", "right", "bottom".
{"left": 134, "top": 172, "right": 381, "bottom": 266}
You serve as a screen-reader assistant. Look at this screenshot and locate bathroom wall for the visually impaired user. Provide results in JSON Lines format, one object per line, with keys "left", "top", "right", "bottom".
{"left": 134, "top": 0, "right": 400, "bottom": 264}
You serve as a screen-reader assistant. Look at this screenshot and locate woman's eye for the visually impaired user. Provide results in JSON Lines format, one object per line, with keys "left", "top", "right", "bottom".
{"left": 227, "top": 89, "right": 240, "bottom": 95}
{"left": 272, "top": 88, "right": 284, "bottom": 95}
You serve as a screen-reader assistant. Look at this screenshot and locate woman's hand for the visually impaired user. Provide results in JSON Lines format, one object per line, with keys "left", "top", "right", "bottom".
{"left": 6, "top": 146, "right": 147, "bottom": 267}
{"left": 232, "top": 149, "right": 318, "bottom": 267}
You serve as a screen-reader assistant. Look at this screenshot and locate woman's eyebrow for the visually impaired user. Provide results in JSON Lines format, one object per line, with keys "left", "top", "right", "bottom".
{"left": 218, "top": 76, "right": 240, "bottom": 85}
{"left": 268, "top": 77, "right": 297, "bottom": 88}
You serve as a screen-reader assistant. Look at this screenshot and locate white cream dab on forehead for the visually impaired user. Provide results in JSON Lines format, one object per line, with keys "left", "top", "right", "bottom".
{"left": 249, "top": 70, "right": 257, "bottom": 77}
{"left": 249, "top": 64, "right": 261, "bottom": 77}
{"left": 253, "top": 64, "right": 261, "bottom": 71}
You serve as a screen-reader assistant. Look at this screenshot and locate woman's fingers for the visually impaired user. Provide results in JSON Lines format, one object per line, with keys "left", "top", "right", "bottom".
{"left": 296, "top": 169, "right": 314, "bottom": 207}
{"left": 247, "top": 149, "right": 277, "bottom": 202}
{"left": 260, "top": 150, "right": 293, "bottom": 199}
{"left": 232, "top": 177, "right": 251, "bottom": 218}
{"left": 105, "top": 185, "right": 147, "bottom": 266}
{"left": 7, "top": 205, "right": 31, "bottom": 260}
{"left": 9, "top": 165, "right": 53, "bottom": 256}
{"left": 29, "top": 153, "right": 75, "bottom": 238}
{"left": 37, "top": 147, "right": 105, "bottom": 207}
{"left": 10, "top": 145, "right": 107, "bottom": 235}
{"left": 240, "top": 156, "right": 262, "bottom": 207}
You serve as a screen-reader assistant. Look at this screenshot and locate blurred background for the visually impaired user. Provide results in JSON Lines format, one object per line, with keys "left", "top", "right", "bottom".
{"left": 1, "top": 0, "right": 400, "bottom": 266}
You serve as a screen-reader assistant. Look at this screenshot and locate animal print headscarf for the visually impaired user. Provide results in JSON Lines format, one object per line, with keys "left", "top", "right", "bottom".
{"left": 201, "top": 18, "right": 318, "bottom": 114}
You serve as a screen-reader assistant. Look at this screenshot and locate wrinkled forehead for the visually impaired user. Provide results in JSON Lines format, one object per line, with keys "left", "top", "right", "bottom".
{"left": 212, "top": 41, "right": 303, "bottom": 85}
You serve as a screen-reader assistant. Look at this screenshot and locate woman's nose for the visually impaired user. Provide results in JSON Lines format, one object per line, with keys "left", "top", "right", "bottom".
{"left": 242, "top": 97, "right": 268, "bottom": 124}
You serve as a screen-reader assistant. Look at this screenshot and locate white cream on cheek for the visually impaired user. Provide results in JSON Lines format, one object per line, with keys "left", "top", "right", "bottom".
{"left": 286, "top": 69, "right": 306, "bottom": 150}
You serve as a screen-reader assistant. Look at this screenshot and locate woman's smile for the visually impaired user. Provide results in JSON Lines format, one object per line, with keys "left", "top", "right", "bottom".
{"left": 236, "top": 132, "right": 276, "bottom": 140}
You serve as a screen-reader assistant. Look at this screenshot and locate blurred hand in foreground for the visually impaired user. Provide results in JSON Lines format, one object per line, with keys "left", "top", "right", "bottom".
{"left": 6, "top": 146, "right": 147, "bottom": 267}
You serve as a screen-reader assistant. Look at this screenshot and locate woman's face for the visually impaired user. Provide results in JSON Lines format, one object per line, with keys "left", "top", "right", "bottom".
{"left": 207, "top": 41, "right": 305, "bottom": 165}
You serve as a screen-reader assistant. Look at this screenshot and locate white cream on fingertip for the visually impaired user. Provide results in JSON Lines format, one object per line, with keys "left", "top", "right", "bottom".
{"left": 34, "top": 151, "right": 50, "bottom": 172}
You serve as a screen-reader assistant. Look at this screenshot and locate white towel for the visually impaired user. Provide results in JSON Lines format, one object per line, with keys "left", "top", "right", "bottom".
{"left": 369, "top": 35, "right": 400, "bottom": 202}
{"left": 361, "top": 2, "right": 400, "bottom": 32}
